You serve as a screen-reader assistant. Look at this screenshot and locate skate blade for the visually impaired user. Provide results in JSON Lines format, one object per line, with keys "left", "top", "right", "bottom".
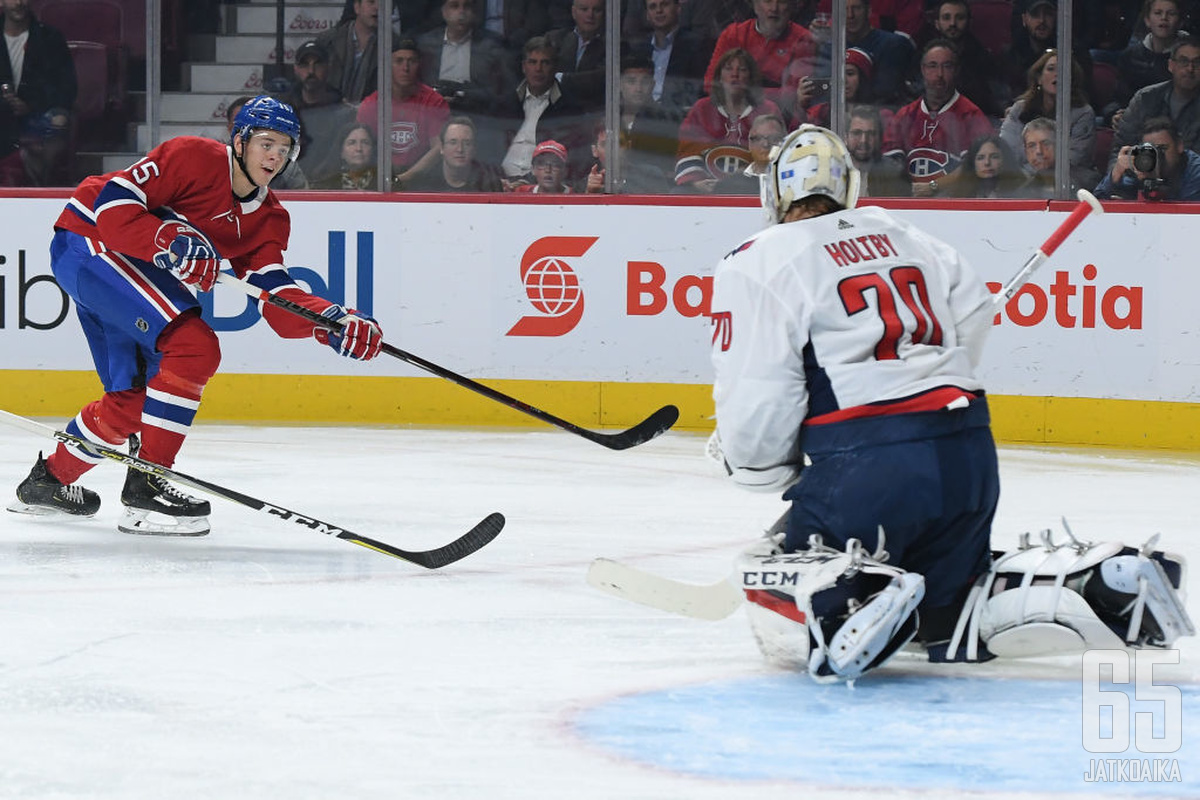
{"left": 118, "top": 507, "right": 210, "bottom": 537}
{"left": 7, "top": 499, "right": 98, "bottom": 519}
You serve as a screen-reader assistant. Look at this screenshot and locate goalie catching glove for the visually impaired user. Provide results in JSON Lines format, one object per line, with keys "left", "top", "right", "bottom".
{"left": 314, "top": 304, "right": 383, "bottom": 360}
{"left": 153, "top": 222, "right": 221, "bottom": 292}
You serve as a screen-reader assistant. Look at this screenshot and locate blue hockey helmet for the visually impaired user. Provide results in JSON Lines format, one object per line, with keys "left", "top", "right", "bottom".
{"left": 230, "top": 95, "right": 301, "bottom": 163}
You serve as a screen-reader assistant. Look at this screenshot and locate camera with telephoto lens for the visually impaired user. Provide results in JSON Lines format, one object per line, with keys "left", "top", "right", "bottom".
{"left": 1130, "top": 142, "right": 1168, "bottom": 198}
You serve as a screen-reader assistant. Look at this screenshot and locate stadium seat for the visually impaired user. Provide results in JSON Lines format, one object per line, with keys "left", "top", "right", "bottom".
{"left": 36, "top": 0, "right": 127, "bottom": 115}
{"left": 34, "top": 0, "right": 123, "bottom": 51}
{"left": 1090, "top": 61, "right": 1120, "bottom": 114}
{"left": 1093, "top": 126, "right": 1115, "bottom": 175}
{"left": 67, "top": 41, "right": 108, "bottom": 125}
{"left": 970, "top": 0, "right": 1014, "bottom": 57}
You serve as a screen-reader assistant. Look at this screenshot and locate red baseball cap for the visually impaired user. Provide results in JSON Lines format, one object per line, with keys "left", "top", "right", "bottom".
{"left": 532, "top": 140, "right": 568, "bottom": 164}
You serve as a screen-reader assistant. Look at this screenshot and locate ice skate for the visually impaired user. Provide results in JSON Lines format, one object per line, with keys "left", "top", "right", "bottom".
{"left": 8, "top": 452, "right": 101, "bottom": 518}
{"left": 118, "top": 435, "right": 210, "bottom": 536}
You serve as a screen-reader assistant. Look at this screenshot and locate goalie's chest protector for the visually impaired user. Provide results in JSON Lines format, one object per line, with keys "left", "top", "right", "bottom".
{"left": 718, "top": 205, "right": 982, "bottom": 421}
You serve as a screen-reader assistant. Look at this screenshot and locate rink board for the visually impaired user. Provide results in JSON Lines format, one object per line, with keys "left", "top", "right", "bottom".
{"left": 0, "top": 194, "right": 1197, "bottom": 449}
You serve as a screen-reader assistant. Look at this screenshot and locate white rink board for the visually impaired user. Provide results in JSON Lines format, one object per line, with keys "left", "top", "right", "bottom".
{"left": 0, "top": 196, "right": 1193, "bottom": 402}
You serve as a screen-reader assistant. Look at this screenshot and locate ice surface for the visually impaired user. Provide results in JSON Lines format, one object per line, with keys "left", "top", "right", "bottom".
{"left": 1, "top": 423, "right": 1196, "bottom": 800}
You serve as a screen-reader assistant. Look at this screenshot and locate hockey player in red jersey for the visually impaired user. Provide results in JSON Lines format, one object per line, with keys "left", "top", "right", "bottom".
{"left": 9, "top": 96, "right": 384, "bottom": 536}
{"left": 710, "top": 125, "right": 1192, "bottom": 682}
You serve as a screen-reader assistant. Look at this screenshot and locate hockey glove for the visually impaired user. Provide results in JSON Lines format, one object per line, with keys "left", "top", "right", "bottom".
{"left": 314, "top": 304, "right": 384, "bottom": 360}
{"left": 153, "top": 222, "right": 220, "bottom": 292}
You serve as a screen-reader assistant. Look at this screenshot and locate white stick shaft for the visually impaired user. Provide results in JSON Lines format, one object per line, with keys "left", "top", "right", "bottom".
{"left": 991, "top": 189, "right": 1104, "bottom": 308}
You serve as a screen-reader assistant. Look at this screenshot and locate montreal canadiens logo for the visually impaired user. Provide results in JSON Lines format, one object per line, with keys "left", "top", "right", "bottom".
{"left": 704, "top": 144, "right": 751, "bottom": 177}
{"left": 906, "top": 147, "right": 954, "bottom": 179}
{"left": 390, "top": 122, "right": 418, "bottom": 152}
{"left": 507, "top": 236, "right": 599, "bottom": 337}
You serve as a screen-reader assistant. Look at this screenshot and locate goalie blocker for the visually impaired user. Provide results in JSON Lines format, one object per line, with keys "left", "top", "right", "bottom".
{"left": 738, "top": 524, "right": 1193, "bottom": 683}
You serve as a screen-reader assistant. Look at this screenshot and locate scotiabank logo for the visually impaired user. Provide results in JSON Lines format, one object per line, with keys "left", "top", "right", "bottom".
{"left": 507, "top": 236, "right": 598, "bottom": 336}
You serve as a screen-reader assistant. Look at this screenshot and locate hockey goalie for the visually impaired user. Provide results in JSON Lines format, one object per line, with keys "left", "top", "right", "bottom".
{"left": 708, "top": 125, "right": 1194, "bottom": 683}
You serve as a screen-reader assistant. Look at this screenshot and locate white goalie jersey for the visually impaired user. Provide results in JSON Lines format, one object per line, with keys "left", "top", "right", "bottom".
{"left": 710, "top": 204, "right": 994, "bottom": 491}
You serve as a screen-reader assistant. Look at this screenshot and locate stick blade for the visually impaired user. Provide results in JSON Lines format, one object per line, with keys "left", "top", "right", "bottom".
{"left": 348, "top": 512, "right": 506, "bottom": 569}
{"left": 582, "top": 404, "right": 680, "bottom": 450}
{"left": 587, "top": 557, "right": 743, "bottom": 620}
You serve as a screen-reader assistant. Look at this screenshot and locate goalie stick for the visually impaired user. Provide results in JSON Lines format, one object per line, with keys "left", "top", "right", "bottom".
{"left": 990, "top": 189, "right": 1104, "bottom": 308}
{"left": 0, "top": 409, "right": 503, "bottom": 569}
{"left": 215, "top": 273, "right": 679, "bottom": 451}
{"left": 587, "top": 558, "right": 744, "bottom": 620}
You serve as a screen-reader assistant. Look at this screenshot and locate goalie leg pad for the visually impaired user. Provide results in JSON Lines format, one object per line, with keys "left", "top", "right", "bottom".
{"left": 738, "top": 535, "right": 924, "bottom": 683}
{"left": 807, "top": 568, "right": 925, "bottom": 683}
{"left": 951, "top": 528, "right": 1195, "bottom": 660}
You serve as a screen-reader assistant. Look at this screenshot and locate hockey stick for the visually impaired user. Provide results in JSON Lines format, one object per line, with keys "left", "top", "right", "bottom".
{"left": 215, "top": 273, "right": 679, "bottom": 451}
{"left": 586, "top": 558, "right": 744, "bottom": 620}
{"left": 0, "top": 409, "right": 504, "bottom": 569}
{"left": 991, "top": 189, "right": 1104, "bottom": 307}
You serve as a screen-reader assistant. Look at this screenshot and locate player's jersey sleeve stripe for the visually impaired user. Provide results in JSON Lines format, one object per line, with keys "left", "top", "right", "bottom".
{"left": 109, "top": 175, "right": 148, "bottom": 203}
{"left": 245, "top": 265, "right": 302, "bottom": 294}
{"left": 66, "top": 198, "right": 97, "bottom": 225}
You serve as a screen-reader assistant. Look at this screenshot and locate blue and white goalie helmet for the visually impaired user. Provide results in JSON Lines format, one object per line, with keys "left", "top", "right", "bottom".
{"left": 761, "top": 124, "right": 861, "bottom": 224}
{"left": 231, "top": 95, "right": 302, "bottom": 164}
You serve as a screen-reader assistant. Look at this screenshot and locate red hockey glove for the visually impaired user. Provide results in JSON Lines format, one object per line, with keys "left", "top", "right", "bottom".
{"left": 314, "top": 304, "right": 384, "bottom": 360}
{"left": 153, "top": 222, "right": 220, "bottom": 292}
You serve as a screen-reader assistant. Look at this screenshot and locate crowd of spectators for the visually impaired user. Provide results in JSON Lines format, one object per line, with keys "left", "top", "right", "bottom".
{"left": 15, "top": 0, "right": 1200, "bottom": 201}
{"left": 268, "top": 0, "right": 1200, "bottom": 201}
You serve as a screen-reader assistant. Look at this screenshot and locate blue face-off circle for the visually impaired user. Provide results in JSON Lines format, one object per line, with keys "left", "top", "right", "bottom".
{"left": 572, "top": 673, "right": 1198, "bottom": 794}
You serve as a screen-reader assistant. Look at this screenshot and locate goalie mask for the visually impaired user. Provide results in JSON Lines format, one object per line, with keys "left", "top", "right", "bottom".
{"left": 761, "top": 124, "right": 861, "bottom": 224}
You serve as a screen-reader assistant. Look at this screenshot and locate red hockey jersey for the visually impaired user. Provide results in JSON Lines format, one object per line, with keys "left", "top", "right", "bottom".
{"left": 882, "top": 92, "right": 994, "bottom": 182}
{"left": 54, "top": 136, "right": 330, "bottom": 338}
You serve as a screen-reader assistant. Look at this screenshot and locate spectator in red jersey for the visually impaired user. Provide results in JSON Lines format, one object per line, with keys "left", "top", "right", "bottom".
{"left": 677, "top": 47, "right": 784, "bottom": 191}
{"left": 883, "top": 39, "right": 994, "bottom": 197}
{"left": 513, "top": 139, "right": 573, "bottom": 192}
{"left": 357, "top": 38, "right": 451, "bottom": 188}
{"left": 702, "top": 0, "right": 817, "bottom": 113}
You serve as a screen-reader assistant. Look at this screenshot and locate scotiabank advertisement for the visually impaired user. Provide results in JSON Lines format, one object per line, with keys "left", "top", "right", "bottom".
{"left": 0, "top": 196, "right": 1192, "bottom": 403}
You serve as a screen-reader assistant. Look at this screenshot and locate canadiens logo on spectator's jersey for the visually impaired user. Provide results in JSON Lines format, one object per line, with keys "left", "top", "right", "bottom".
{"left": 906, "top": 147, "right": 955, "bottom": 179}
{"left": 390, "top": 122, "right": 418, "bottom": 152}
{"left": 704, "top": 144, "right": 751, "bottom": 177}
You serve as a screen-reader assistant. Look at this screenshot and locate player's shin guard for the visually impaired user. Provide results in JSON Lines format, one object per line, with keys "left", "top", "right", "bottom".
{"left": 945, "top": 524, "right": 1194, "bottom": 660}
{"left": 738, "top": 531, "right": 924, "bottom": 683}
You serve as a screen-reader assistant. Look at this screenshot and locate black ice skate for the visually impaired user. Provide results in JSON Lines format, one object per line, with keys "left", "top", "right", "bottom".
{"left": 8, "top": 452, "right": 101, "bottom": 518}
{"left": 118, "top": 435, "right": 211, "bottom": 536}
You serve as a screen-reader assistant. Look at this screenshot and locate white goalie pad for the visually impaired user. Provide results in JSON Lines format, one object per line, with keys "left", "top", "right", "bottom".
{"left": 948, "top": 525, "right": 1194, "bottom": 660}
{"left": 737, "top": 532, "right": 925, "bottom": 683}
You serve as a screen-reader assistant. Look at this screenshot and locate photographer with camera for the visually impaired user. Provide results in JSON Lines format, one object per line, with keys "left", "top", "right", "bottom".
{"left": 1095, "top": 116, "right": 1200, "bottom": 200}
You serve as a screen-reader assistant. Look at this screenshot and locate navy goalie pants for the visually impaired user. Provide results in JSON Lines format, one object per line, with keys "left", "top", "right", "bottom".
{"left": 783, "top": 396, "right": 999, "bottom": 619}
